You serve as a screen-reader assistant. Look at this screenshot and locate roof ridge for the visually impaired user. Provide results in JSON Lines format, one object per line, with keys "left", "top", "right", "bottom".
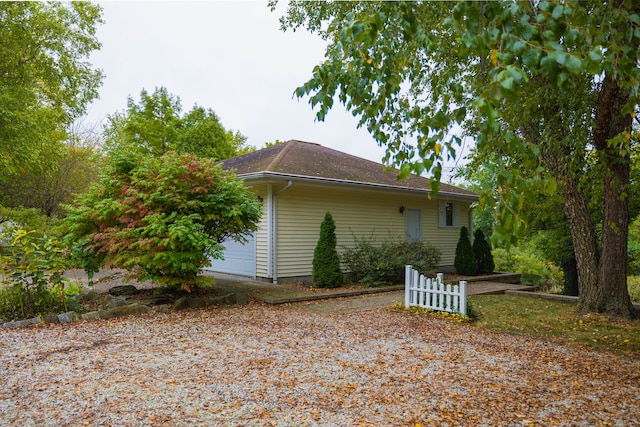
{"left": 266, "top": 140, "right": 295, "bottom": 171}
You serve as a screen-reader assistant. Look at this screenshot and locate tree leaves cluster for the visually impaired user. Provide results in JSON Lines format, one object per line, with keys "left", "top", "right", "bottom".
{"left": 103, "top": 87, "right": 251, "bottom": 160}
{"left": 63, "top": 152, "right": 262, "bottom": 291}
{"left": 0, "top": 2, "right": 103, "bottom": 178}
{"left": 274, "top": 0, "right": 640, "bottom": 318}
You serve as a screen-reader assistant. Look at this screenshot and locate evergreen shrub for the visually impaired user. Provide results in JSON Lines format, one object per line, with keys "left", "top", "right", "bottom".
{"left": 472, "top": 229, "right": 495, "bottom": 274}
{"left": 454, "top": 226, "right": 477, "bottom": 276}
{"left": 312, "top": 212, "right": 343, "bottom": 288}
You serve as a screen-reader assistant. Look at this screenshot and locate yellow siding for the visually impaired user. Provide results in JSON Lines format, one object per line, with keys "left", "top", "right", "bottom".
{"left": 272, "top": 182, "right": 472, "bottom": 279}
{"left": 245, "top": 185, "right": 269, "bottom": 278}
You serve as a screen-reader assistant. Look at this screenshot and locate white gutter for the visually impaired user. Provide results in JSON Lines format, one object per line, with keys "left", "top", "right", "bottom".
{"left": 238, "top": 171, "right": 478, "bottom": 202}
{"left": 271, "top": 180, "right": 292, "bottom": 284}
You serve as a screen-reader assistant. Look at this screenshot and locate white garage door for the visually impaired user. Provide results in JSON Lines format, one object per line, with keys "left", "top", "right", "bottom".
{"left": 206, "top": 232, "right": 256, "bottom": 277}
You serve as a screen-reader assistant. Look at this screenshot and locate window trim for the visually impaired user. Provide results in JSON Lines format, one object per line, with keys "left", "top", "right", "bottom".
{"left": 438, "top": 201, "right": 461, "bottom": 228}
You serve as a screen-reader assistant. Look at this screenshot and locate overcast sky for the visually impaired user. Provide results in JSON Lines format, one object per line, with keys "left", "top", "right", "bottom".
{"left": 86, "top": 1, "right": 466, "bottom": 181}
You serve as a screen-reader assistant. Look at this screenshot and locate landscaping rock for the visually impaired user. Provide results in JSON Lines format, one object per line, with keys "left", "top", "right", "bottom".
{"left": 107, "top": 303, "right": 151, "bottom": 318}
{"left": 1, "top": 317, "right": 41, "bottom": 329}
{"left": 43, "top": 313, "right": 60, "bottom": 324}
{"left": 106, "top": 296, "right": 127, "bottom": 308}
{"left": 235, "top": 291, "right": 248, "bottom": 305}
{"left": 108, "top": 285, "right": 140, "bottom": 296}
{"left": 172, "top": 293, "right": 243, "bottom": 310}
{"left": 58, "top": 311, "right": 80, "bottom": 324}
{"left": 81, "top": 311, "right": 103, "bottom": 321}
{"left": 152, "top": 304, "right": 170, "bottom": 313}
{"left": 136, "top": 294, "right": 174, "bottom": 306}
{"left": 222, "top": 293, "right": 236, "bottom": 305}
{"left": 172, "top": 296, "right": 205, "bottom": 310}
{"left": 80, "top": 290, "right": 100, "bottom": 301}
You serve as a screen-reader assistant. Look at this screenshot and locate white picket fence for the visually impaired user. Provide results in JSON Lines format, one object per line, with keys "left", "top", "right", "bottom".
{"left": 404, "top": 265, "right": 467, "bottom": 316}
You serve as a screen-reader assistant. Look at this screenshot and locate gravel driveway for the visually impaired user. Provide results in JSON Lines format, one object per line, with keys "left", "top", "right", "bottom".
{"left": 1, "top": 303, "right": 638, "bottom": 426}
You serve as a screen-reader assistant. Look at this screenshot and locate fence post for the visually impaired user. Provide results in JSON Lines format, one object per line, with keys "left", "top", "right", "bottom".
{"left": 459, "top": 280, "right": 467, "bottom": 316}
{"left": 404, "top": 265, "right": 412, "bottom": 307}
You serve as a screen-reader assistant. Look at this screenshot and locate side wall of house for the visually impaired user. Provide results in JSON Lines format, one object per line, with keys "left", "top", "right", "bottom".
{"left": 270, "top": 181, "right": 471, "bottom": 281}
{"left": 248, "top": 185, "right": 270, "bottom": 279}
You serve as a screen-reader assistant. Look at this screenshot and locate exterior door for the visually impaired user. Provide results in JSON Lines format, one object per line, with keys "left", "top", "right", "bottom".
{"left": 406, "top": 208, "right": 422, "bottom": 242}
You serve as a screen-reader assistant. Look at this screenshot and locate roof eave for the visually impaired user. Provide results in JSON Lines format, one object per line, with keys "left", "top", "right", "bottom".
{"left": 236, "top": 171, "right": 479, "bottom": 201}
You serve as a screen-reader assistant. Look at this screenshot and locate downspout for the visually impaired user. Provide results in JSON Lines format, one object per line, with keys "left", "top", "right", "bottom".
{"left": 266, "top": 184, "right": 273, "bottom": 278}
{"left": 272, "top": 180, "right": 292, "bottom": 284}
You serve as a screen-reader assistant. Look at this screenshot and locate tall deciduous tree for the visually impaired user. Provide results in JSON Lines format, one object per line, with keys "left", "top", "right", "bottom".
{"left": 0, "top": 1, "right": 103, "bottom": 176}
{"left": 103, "top": 87, "right": 250, "bottom": 160}
{"left": 274, "top": 1, "right": 639, "bottom": 318}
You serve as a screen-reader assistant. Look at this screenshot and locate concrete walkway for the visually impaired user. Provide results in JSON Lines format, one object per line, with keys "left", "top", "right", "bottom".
{"left": 281, "top": 282, "right": 534, "bottom": 315}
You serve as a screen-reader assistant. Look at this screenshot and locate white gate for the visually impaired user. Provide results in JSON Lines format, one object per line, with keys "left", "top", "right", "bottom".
{"left": 404, "top": 265, "right": 467, "bottom": 316}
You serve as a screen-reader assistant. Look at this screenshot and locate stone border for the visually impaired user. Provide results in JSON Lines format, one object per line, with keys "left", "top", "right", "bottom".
{"left": 0, "top": 291, "right": 246, "bottom": 330}
{"left": 505, "top": 289, "right": 640, "bottom": 310}
{"left": 254, "top": 285, "right": 404, "bottom": 304}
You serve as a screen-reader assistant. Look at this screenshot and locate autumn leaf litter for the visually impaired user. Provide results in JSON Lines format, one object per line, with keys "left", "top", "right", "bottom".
{"left": 1, "top": 303, "right": 638, "bottom": 426}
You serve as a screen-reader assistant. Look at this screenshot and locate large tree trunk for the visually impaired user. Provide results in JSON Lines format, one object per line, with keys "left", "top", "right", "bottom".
{"left": 589, "top": 75, "right": 636, "bottom": 318}
{"left": 555, "top": 165, "right": 601, "bottom": 306}
{"left": 561, "top": 257, "right": 579, "bottom": 297}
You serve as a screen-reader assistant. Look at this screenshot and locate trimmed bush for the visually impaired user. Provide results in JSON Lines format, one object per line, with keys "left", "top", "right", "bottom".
{"left": 472, "top": 228, "right": 495, "bottom": 274}
{"left": 493, "top": 247, "right": 564, "bottom": 292}
{"left": 341, "top": 234, "right": 441, "bottom": 287}
{"left": 312, "top": 212, "right": 343, "bottom": 288}
{"left": 454, "top": 226, "right": 477, "bottom": 276}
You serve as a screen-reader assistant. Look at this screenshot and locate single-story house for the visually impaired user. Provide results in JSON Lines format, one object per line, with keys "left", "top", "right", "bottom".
{"left": 206, "top": 139, "right": 478, "bottom": 283}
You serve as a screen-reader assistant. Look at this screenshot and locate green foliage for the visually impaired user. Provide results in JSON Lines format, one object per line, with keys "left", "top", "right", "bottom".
{"left": 62, "top": 152, "right": 262, "bottom": 291}
{"left": 472, "top": 229, "right": 494, "bottom": 274}
{"left": 341, "top": 234, "right": 441, "bottom": 287}
{"left": 275, "top": 0, "right": 640, "bottom": 317}
{"left": 0, "top": 2, "right": 103, "bottom": 177}
{"left": 1, "top": 143, "right": 102, "bottom": 217}
{"left": 454, "top": 227, "right": 477, "bottom": 276}
{"left": 493, "top": 247, "right": 564, "bottom": 293}
{"left": 626, "top": 277, "right": 640, "bottom": 303}
{"left": 628, "top": 215, "right": 640, "bottom": 276}
{"left": 0, "top": 206, "right": 62, "bottom": 239}
{"left": 0, "top": 228, "right": 73, "bottom": 321}
{"left": 312, "top": 212, "right": 343, "bottom": 288}
{"left": 103, "top": 87, "right": 250, "bottom": 160}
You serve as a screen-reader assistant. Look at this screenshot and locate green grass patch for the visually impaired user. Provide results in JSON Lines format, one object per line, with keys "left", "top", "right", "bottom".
{"left": 470, "top": 294, "right": 640, "bottom": 355}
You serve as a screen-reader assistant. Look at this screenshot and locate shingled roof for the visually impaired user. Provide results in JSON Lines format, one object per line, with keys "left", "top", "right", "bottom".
{"left": 221, "top": 139, "right": 477, "bottom": 199}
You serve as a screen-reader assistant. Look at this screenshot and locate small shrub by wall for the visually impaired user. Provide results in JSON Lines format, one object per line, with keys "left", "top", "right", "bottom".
{"left": 341, "top": 234, "right": 441, "bottom": 287}
{"left": 454, "top": 226, "right": 477, "bottom": 276}
{"left": 473, "top": 229, "right": 495, "bottom": 274}
{"left": 312, "top": 212, "right": 343, "bottom": 288}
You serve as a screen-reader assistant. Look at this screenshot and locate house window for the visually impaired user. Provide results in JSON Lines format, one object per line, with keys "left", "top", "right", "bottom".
{"left": 445, "top": 203, "right": 453, "bottom": 226}
{"left": 439, "top": 201, "right": 460, "bottom": 228}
